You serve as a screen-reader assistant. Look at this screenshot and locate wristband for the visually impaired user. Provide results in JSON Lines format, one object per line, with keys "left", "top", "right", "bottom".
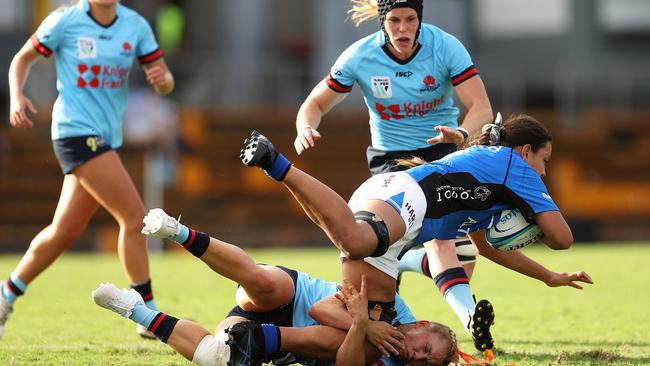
{"left": 457, "top": 127, "right": 469, "bottom": 142}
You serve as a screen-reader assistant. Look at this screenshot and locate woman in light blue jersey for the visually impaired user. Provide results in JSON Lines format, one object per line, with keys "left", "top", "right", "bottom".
{"left": 92, "top": 207, "right": 461, "bottom": 366}
{"left": 241, "top": 114, "right": 593, "bottom": 356}
{"left": 294, "top": 0, "right": 492, "bottom": 303}
{"left": 3, "top": 0, "right": 174, "bottom": 339}
{"left": 295, "top": 0, "right": 492, "bottom": 174}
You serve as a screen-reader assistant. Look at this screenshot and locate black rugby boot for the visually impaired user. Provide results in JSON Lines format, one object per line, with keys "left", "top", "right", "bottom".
{"left": 225, "top": 321, "right": 266, "bottom": 366}
{"left": 470, "top": 299, "right": 495, "bottom": 352}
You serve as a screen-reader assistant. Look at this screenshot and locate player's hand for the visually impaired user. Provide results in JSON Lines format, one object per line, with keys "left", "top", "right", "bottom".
{"left": 335, "top": 276, "right": 369, "bottom": 326}
{"left": 365, "top": 320, "right": 405, "bottom": 357}
{"left": 426, "top": 125, "right": 464, "bottom": 145}
{"left": 294, "top": 126, "right": 321, "bottom": 155}
{"left": 145, "top": 64, "right": 172, "bottom": 89}
{"left": 9, "top": 94, "right": 38, "bottom": 129}
{"left": 546, "top": 271, "right": 593, "bottom": 289}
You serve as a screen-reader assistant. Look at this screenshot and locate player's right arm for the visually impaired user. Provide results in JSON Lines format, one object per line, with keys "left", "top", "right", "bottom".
{"left": 294, "top": 80, "right": 347, "bottom": 154}
{"left": 534, "top": 210, "right": 573, "bottom": 250}
{"left": 8, "top": 40, "right": 42, "bottom": 129}
{"left": 336, "top": 277, "right": 369, "bottom": 366}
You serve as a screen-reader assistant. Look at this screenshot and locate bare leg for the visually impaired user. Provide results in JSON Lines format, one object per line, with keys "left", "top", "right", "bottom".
{"left": 75, "top": 151, "right": 149, "bottom": 283}
{"left": 166, "top": 319, "right": 211, "bottom": 360}
{"left": 14, "top": 175, "right": 98, "bottom": 283}
{"left": 280, "top": 167, "right": 405, "bottom": 259}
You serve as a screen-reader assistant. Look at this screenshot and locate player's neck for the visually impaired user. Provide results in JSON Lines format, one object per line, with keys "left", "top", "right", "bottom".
{"left": 88, "top": 3, "right": 117, "bottom": 25}
{"left": 386, "top": 42, "right": 418, "bottom": 61}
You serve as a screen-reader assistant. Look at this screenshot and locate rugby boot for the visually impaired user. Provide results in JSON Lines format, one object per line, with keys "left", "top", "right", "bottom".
{"left": 142, "top": 208, "right": 181, "bottom": 239}
{"left": 470, "top": 299, "right": 495, "bottom": 352}
{"left": 0, "top": 294, "right": 13, "bottom": 339}
{"left": 239, "top": 130, "right": 279, "bottom": 170}
{"left": 225, "top": 320, "right": 266, "bottom": 366}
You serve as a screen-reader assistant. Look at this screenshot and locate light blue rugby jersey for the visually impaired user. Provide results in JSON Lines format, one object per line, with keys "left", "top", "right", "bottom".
{"left": 327, "top": 23, "right": 477, "bottom": 151}
{"left": 31, "top": 0, "right": 162, "bottom": 148}
{"left": 295, "top": 271, "right": 416, "bottom": 366}
{"left": 404, "top": 145, "right": 559, "bottom": 242}
{"left": 292, "top": 271, "right": 416, "bottom": 328}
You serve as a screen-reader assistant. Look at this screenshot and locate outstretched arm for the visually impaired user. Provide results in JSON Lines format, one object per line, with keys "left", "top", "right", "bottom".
{"left": 470, "top": 231, "right": 593, "bottom": 289}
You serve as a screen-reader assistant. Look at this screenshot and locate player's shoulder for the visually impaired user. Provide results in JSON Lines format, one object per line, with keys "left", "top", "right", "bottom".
{"left": 42, "top": 3, "right": 79, "bottom": 26}
{"left": 116, "top": 3, "right": 148, "bottom": 26}
{"left": 340, "top": 31, "right": 383, "bottom": 59}
{"left": 420, "top": 23, "right": 465, "bottom": 50}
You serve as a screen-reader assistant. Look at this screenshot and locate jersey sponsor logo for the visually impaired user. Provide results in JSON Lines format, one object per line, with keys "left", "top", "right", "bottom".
{"left": 433, "top": 185, "right": 492, "bottom": 203}
{"left": 85, "top": 136, "right": 107, "bottom": 152}
{"left": 542, "top": 192, "right": 553, "bottom": 201}
{"left": 371, "top": 76, "right": 392, "bottom": 98}
{"left": 420, "top": 75, "right": 440, "bottom": 92}
{"left": 77, "top": 63, "right": 130, "bottom": 89}
{"left": 374, "top": 96, "right": 445, "bottom": 120}
{"left": 98, "top": 35, "right": 112, "bottom": 40}
{"left": 457, "top": 216, "right": 478, "bottom": 236}
{"left": 395, "top": 71, "right": 413, "bottom": 78}
{"left": 404, "top": 201, "right": 416, "bottom": 228}
{"left": 77, "top": 37, "right": 97, "bottom": 58}
{"left": 121, "top": 42, "right": 133, "bottom": 56}
{"left": 474, "top": 186, "right": 492, "bottom": 201}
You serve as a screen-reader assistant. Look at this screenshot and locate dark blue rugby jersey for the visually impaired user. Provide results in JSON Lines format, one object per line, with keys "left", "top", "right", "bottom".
{"left": 405, "top": 145, "right": 559, "bottom": 242}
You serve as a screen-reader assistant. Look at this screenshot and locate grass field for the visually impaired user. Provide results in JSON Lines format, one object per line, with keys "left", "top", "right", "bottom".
{"left": 0, "top": 243, "right": 648, "bottom": 365}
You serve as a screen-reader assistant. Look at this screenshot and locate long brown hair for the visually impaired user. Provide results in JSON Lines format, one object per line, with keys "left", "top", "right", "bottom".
{"left": 472, "top": 114, "right": 552, "bottom": 153}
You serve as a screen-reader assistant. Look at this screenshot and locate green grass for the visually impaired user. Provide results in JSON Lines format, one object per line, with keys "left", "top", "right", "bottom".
{"left": 0, "top": 243, "right": 649, "bottom": 365}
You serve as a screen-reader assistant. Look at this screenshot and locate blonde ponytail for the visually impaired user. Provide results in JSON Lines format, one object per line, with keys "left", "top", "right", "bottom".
{"left": 348, "top": 0, "right": 379, "bottom": 27}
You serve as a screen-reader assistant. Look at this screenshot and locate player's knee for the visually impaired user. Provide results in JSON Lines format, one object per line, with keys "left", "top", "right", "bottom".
{"left": 192, "top": 332, "right": 229, "bottom": 366}
{"left": 49, "top": 222, "right": 85, "bottom": 246}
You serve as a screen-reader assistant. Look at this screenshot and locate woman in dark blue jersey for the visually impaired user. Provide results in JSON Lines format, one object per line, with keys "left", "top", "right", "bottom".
{"left": 241, "top": 114, "right": 592, "bottom": 354}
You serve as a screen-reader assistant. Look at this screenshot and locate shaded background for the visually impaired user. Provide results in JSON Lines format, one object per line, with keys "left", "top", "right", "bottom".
{"left": 0, "top": 0, "right": 648, "bottom": 252}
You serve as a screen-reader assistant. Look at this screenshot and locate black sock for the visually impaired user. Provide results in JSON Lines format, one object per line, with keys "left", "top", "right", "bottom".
{"left": 147, "top": 312, "right": 179, "bottom": 343}
{"left": 131, "top": 279, "right": 154, "bottom": 303}
{"left": 179, "top": 229, "right": 210, "bottom": 257}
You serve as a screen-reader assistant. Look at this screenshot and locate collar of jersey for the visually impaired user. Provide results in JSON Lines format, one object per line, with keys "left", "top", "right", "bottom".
{"left": 79, "top": 0, "right": 121, "bottom": 29}
{"left": 381, "top": 43, "right": 422, "bottom": 65}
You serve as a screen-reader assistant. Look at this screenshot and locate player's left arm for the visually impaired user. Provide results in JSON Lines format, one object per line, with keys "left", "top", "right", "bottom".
{"left": 470, "top": 231, "right": 593, "bottom": 289}
{"left": 142, "top": 58, "right": 174, "bottom": 96}
{"left": 453, "top": 75, "right": 493, "bottom": 139}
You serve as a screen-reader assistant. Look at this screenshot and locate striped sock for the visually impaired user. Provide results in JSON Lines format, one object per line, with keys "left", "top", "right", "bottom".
{"left": 131, "top": 280, "right": 158, "bottom": 311}
{"left": 178, "top": 229, "right": 210, "bottom": 258}
{"left": 1, "top": 273, "right": 28, "bottom": 305}
{"left": 434, "top": 267, "right": 474, "bottom": 332}
{"left": 398, "top": 248, "right": 431, "bottom": 277}
{"left": 129, "top": 302, "right": 158, "bottom": 329}
{"left": 147, "top": 312, "right": 180, "bottom": 343}
{"left": 170, "top": 224, "right": 189, "bottom": 243}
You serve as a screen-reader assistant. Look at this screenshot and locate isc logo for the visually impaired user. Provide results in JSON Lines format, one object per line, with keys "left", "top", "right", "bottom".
{"left": 395, "top": 71, "right": 413, "bottom": 78}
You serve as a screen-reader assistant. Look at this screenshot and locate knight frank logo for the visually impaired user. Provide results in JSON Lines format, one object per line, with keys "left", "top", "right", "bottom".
{"left": 77, "top": 64, "right": 101, "bottom": 88}
{"left": 375, "top": 96, "right": 445, "bottom": 120}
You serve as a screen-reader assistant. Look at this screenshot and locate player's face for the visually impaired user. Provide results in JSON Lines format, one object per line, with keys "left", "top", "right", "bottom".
{"left": 400, "top": 323, "right": 448, "bottom": 366}
{"left": 521, "top": 141, "right": 552, "bottom": 178}
{"left": 89, "top": 0, "right": 119, "bottom": 6}
{"left": 384, "top": 8, "right": 419, "bottom": 56}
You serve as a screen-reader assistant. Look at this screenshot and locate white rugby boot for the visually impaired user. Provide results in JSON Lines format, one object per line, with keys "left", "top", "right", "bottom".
{"left": 92, "top": 283, "right": 142, "bottom": 319}
{"left": 0, "top": 294, "right": 13, "bottom": 339}
{"left": 141, "top": 208, "right": 181, "bottom": 239}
